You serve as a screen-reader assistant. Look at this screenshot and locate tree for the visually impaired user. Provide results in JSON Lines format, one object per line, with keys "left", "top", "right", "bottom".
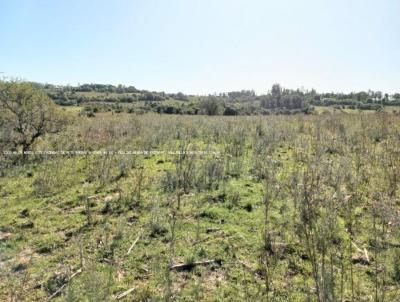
{"left": 271, "top": 84, "right": 282, "bottom": 100}
{"left": 0, "top": 81, "right": 67, "bottom": 160}
{"left": 175, "top": 92, "right": 188, "bottom": 101}
{"left": 356, "top": 91, "right": 368, "bottom": 102}
{"left": 393, "top": 93, "right": 400, "bottom": 101}
{"left": 200, "top": 96, "right": 222, "bottom": 115}
{"left": 374, "top": 91, "right": 382, "bottom": 102}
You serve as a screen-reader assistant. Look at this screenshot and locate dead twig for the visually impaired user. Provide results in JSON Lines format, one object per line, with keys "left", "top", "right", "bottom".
{"left": 351, "top": 240, "right": 363, "bottom": 253}
{"left": 351, "top": 240, "right": 370, "bottom": 264}
{"left": 127, "top": 231, "right": 142, "bottom": 255}
{"left": 114, "top": 287, "right": 135, "bottom": 300}
{"left": 47, "top": 268, "right": 82, "bottom": 301}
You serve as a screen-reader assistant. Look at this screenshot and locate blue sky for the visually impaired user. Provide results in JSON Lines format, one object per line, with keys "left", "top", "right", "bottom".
{"left": 1, "top": 0, "right": 399, "bottom": 94}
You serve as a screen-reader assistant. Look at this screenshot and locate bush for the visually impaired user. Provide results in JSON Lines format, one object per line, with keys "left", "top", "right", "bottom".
{"left": 200, "top": 97, "right": 222, "bottom": 115}
{"left": 223, "top": 107, "right": 238, "bottom": 116}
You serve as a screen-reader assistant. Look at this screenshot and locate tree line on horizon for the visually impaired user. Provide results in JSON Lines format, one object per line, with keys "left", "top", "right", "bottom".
{"left": 7, "top": 81, "right": 400, "bottom": 116}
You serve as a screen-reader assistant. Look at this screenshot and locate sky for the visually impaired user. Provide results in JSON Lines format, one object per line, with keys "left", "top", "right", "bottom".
{"left": 0, "top": 0, "right": 399, "bottom": 95}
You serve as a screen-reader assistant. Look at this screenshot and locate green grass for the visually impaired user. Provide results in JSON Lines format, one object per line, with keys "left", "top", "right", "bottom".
{"left": 1, "top": 112, "right": 400, "bottom": 301}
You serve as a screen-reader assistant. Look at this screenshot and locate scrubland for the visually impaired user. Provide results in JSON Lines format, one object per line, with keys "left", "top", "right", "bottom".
{"left": 1, "top": 111, "right": 400, "bottom": 301}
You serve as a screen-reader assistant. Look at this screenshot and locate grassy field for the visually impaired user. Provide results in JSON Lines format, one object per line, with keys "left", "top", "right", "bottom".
{"left": 314, "top": 105, "right": 400, "bottom": 114}
{"left": 1, "top": 112, "right": 400, "bottom": 301}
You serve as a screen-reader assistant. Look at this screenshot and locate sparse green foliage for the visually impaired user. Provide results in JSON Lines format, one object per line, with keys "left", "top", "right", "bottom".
{"left": 1, "top": 109, "right": 400, "bottom": 301}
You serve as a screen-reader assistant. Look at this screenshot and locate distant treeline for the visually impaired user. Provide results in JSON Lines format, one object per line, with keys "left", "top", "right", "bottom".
{"left": 30, "top": 82, "right": 400, "bottom": 115}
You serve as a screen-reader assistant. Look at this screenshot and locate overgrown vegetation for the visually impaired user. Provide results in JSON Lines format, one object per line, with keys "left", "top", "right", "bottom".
{"left": 0, "top": 82, "right": 400, "bottom": 301}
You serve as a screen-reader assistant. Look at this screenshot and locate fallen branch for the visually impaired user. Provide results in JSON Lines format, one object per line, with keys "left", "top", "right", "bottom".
{"left": 47, "top": 268, "right": 82, "bottom": 301}
{"left": 351, "top": 241, "right": 363, "bottom": 253}
{"left": 114, "top": 287, "right": 135, "bottom": 300}
{"left": 206, "top": 227, "right": 220, "bottom": 233}
{"left": 170, "top": 259, "right": 221, "bottom": 271}
{"left": 351, "top": 240, "right": 370, "bottom": 265}
{"left": 103, "top": 258, "right": 117, "bottom": 265}
{"left": 127, "top": 231, "right": 142, "bottom": 255}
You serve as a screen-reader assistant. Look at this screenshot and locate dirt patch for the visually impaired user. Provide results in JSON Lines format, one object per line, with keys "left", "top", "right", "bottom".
{"left": 202, "top": 270, "right": 226, "bottom": 291}
{"left": 0, "top": 231, "right": 11, "bottom": 241}
{"left": 18, "top": 247, "right": 37, "bottom": 264}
